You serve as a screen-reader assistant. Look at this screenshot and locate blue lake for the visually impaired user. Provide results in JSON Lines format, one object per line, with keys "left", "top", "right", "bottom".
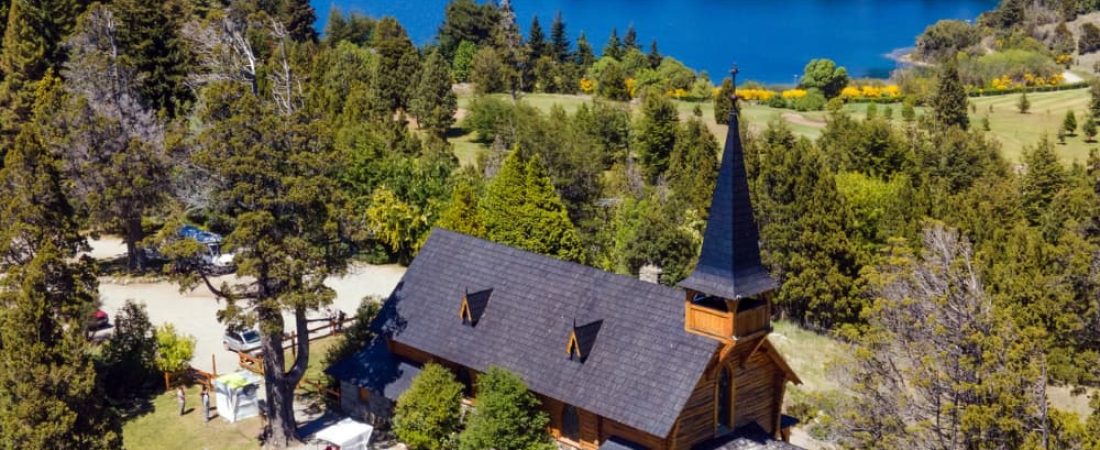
{"left": 311, "top": 0, "right": 996, "bottom": 84}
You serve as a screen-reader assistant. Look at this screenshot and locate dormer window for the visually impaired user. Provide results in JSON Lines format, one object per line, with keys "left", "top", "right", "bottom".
{"left": 566, "top": 319, "right": 603, "bottom": 363}
{"left": 459, "top": 288, "right": 492, "bottom": 326}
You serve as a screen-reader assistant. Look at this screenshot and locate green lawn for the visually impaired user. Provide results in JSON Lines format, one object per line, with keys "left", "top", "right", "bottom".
{"left": 969, "top": 88, "right": 1095, "bottom": 163}
{"left": 453, "top": 90, "right": 1095, "bottom": 165}
{"left": 122, "top": 336, "right": 342, "bottom": 450}
{"left": 122, "top": 384, "right": 260, "bottom": 450}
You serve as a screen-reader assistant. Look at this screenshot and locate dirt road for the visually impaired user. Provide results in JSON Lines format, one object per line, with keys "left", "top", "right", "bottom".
{"left": 91, "top": 237, "right": 407, "bottom": 374}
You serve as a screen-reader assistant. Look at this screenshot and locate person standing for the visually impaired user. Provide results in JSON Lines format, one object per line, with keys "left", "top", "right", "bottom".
{"left": 176, "top": 386, "right": 186, "bottom": 416}
{"left": 200, "top": 385, "right": 211, "bottom": 422}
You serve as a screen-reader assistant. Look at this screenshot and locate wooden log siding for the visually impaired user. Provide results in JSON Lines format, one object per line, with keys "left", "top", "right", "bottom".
{"left": 734, "top": 305, "right": 769, "bottom": 338}
{"left": 670, "top": 369, "right": 718, "bottom": 449}
{"left": 732, "top": 350, "right": 781, "bottom": 434}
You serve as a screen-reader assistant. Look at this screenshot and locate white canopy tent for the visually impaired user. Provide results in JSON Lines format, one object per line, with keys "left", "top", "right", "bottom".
{"left": 313, "top": 418, "right": 374, "bottom": 450}
{"left": 213, "top": 371, "right": 263, "bottom": 423}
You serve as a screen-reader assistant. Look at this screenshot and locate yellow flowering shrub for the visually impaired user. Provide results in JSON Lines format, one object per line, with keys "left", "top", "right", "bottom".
{"left": 991, "top": 75, "right": 1014, "bottom": 90}
{"left": 1055, "top": 54, "right": 1073, "bottom": 65}
{"left": 882, "top": 85, "right": 901, "bottom": 97}
{"left": 840, "top": 86, "right": 861, "bottom": 99}
{"left": 781, "top": 89, "right": 807, "bottom": 100}
{"left": 579, "top": 78, "right": 596, "bottom": 94}
{"left": 860, "top": 85, "right": 882, "bottom": 98}
{"left": 666, "top": 88, "right": 688, "bottom": 99}
{"left": 1048, "top": 74, "right": 1064, "bottom": 85}
{"left": 625, "top": 78, "right": 637, "bottom": 98}
{"left": 739, "top": 88, "right": 776, "bottom": 101}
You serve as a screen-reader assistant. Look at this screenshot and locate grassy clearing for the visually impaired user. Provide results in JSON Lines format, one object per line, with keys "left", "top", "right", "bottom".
{"left": 122, "top": 384, "right": 260, "bottom": 450}
{"left": 968, "top": 88, "right": 1095, "bottom": 163}
{"left": 770, "top": 320, "right": 847, "bottom": 395}
{"left": 122, "top": 337, "right": 341, "bottom": 450}
{"left": 453, "top": 90, "right": 1095, "bottom": 165}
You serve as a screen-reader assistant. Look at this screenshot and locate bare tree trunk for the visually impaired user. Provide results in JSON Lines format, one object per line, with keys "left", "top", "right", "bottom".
{"left": 258, "top": 306, "right": 312, "bottom": 449}
{"left": 125, "top": 215, "right": 145, "bottom": 272}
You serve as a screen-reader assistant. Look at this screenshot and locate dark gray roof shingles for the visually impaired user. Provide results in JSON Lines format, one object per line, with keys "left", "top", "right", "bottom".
{"left": 679, "top": 105, "right": 776, "bottom": 300}
{"left": 369, "top": 229, "right": 718, "bottom": 438}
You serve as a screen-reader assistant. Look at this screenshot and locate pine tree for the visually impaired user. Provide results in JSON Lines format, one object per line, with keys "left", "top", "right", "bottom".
{"left": 623, "top": 24, "right": 638, "bottom": 50}
{"left": 647, "top": 40, "right": 662, "bottom": 69}
{"left": 713, "top": 77, "right": 734, "bottom": 124}
{"left": 492, "top": 0, "right": 524, "bottom": 96}
{"left": 526, "top": 15, "right": 545, "bottom": 61}
{"left": 574, "top": 31, "right": 595, "bottom": 68}
{"left": 478, "top": 150, "right": 585, "bottom": 262}
{"left": 452, "top": 40, "right": 477, "bottom": 82}
{"left": 436, "top": 178, "right": 484, "bottom": 237}
{"left": 370, "top": 17, "right": 420, "bottom": 112}
{"left": 280, "top": 0, "right": 318, "bottom": 42}
{"left": 1020, "top": 136, "right": 1066, "bottom": 221}
{"left": 458, "top": 367, "right": 553, "bottom": 450}
{"left": 1083, "top": 116, "right": 1098, "bottom": 142}
{"left": 394, "top": 364, "right": 464, "bottom": 450}
{"left": 595, "top": 59, "right": 629, "bottom": 101}
{"left": 635, "top": 90, "right": 679, "bottom": 181}
{"left": 1063, "top": 110, "right": 1078, "bottom": 135}
{"left": 436, "top": 0, "right": 498, "bottom": 59}
{"left": 1089, "top": 80, "right": 1100, "bottom": 119}
{"left": 668, "top": 116, "right": 719, "bottom": 213}
{"left": 603, "top": 28, "right": 622, "bottom": 60}
{"left": 549, "top": 12, "right": 569, "bottom": 63}
{"left": 111, "top": 0, "right": 191, "bottom": 116}
{"left": 0, "top": 79, "right": 121, "bottom": 449}
{"left": 410, "top": 49, "right": 457, "bottom": 137}
{"left": 931, "top": 57, "right": 970, "bottom": 130}
{"left": 1016, "top": 91, "right": 1030, "bottom": 114}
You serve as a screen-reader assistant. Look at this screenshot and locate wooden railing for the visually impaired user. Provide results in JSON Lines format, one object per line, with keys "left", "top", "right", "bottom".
{"left": 734, "top": 305, "right": 769, "bottom": 338}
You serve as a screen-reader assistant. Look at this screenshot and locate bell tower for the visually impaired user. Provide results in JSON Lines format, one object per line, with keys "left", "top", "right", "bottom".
{"left": 679, "top": 65, "right": 775, "bottom": 344}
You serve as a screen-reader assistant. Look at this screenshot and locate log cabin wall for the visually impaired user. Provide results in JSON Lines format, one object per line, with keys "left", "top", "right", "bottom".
{"left": 669, "top": 366, "right": 717, "bottom": 449}
{"left": 732, "top": 350, "right": 781, "bottom": 433}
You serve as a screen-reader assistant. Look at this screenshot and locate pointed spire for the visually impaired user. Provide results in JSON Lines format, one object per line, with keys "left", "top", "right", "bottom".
{"left": 678, "top": 64, "right": 776, "bottom": 300}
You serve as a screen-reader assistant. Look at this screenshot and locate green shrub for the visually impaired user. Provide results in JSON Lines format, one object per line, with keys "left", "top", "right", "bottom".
{"left": 394, "top": 363, "right": 464, "bottom": 450}
{"left": 792, "top": 88, "right": 828, "bottom": 111}
{"left": 458, "top": 367, "right": 553, "bottom": 450}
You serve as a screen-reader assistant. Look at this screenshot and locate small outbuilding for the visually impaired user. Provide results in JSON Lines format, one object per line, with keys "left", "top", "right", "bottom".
{"left": 213, "top": 371, "right": 263, "bottom": 423}
{"left": 313, "top": 418, "right": 375, "bottom": 450}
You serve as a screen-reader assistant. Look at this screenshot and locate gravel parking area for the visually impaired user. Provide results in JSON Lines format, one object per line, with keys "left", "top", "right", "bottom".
{"left": 90, "top": 237, "right": 406, "bottom": 374}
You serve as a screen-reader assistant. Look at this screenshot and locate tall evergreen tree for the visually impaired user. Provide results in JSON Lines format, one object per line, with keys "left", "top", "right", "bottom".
{"left": 634, "top": 90, "right": 679, "bottom": 181}
{"left": 647, "top": 40, "right": 662, "bottom": 69}
{"left": 492, "top": 0, "right": 524, "bottom": 96}
{"left": 623, "top": 24, "right": 638, "bottom": 50}
{"left": 549, "top": 12, "right": 569, "bottom": 63}
{"left": 1063, "top": 110, "right": 1078, "bottom": 135}
{"left": 603, "top": 28, "right": 622, "bottom": 60}
{"left": 713, "top": 77, "right": 734, "bottom": 125}
{"left": 410, "top": 49, "right": 457, "bottom": 138}
{"left": 478, "top": 150, "right": 585, "bottom": 262}
{"left": 436, "top": 0, "right": 498, "bottom": 59}
{"left": 1089, "top": 80, "right": 1100, "bottom": 119}
{"left": 0, "top": 77, "right": 121, "bottom": 449}
{"left": 111, "top": 0, "right": 192, "bottom": 116}
{"left": 1019, "top": 136, "right": 1066, "bottom": 222}
{"left": 370, "top": 17, "right": 420, "bottom": 112}
{"left": 323, "top": 9, "right": 374, "bottom": 46}
{"left": 279, "top": 0, "right": 318, "bottom": 42}
{"left": 526, "top": 15, "right": 546, "bottom": 61}
{"left": 668, "top": 116, "right": 719, "bottom": 213}
{"left": 574, "top": 31, "right": 595, "bottom": 68}
{"left": 931, "top": 57, "right": 970, "bottom": 130}
{"left": 0, "top": 0, "right": 81, "bottom": 150}
{"left": 436, "top": 177, "right": 484, "bottom": 237}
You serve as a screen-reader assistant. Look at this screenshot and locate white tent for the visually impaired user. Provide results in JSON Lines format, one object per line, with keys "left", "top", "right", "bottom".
{"left": 213, "top": 371, "right": 263, "bottom": 423}
{"left": 314, "top": 418, "right": 374, "bottom": 450}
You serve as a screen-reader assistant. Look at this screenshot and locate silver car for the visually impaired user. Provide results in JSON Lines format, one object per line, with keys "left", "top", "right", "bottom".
{"left": 223, "top": 328, "right": 263, "bottom": 355}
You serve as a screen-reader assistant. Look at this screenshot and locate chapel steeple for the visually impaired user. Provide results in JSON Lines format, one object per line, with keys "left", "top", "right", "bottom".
{"left": 680, "top": 65, "right": 776, "bottom": 342}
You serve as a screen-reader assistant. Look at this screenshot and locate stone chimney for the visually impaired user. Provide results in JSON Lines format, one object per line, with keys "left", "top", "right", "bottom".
{"left": 639, "top": 264, "right": 663, "bottom": 284}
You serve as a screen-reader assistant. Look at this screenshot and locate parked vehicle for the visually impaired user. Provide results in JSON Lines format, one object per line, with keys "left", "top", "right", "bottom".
{"left": 223, "top": 328, "right": 263, "bottom": 355}
{"left": 87, "top": 309, "right": 109, "bottom": 331}
{"left": 178, "top": 225, "right": 235, "bottom": 274}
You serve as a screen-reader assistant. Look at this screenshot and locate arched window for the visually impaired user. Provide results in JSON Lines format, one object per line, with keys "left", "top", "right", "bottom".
{"left": 561, "top": 404, "right": 580, "bottom": 442}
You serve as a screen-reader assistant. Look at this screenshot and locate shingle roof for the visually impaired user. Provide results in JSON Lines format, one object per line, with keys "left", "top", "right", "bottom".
{"left": 678, "top": 97, "right": 776, "bottom": 300}
{"left": 367, "top": 228, "right": 719, "bottom": 438}
{"left": 326, "top": 339, "right": 422, "bottom": 401}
